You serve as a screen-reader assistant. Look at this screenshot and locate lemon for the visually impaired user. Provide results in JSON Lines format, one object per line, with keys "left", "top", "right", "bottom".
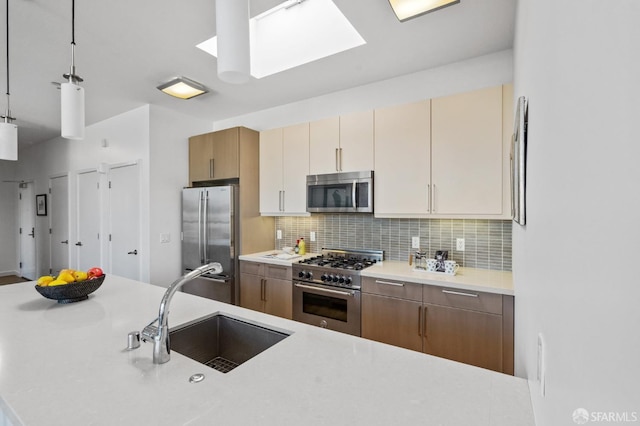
{"left": 37, "top": 276, "right": 55, "bottom": 286}
{"left": 48, "top": 279, "right": 68, "bottom": 286}
{"left": 73, "top": 270, "right": 88, "bottom": 282}
{"left": 59, "top": 268, "right": 75, "bottom": 276}
{"left": 57, "top": 272, "right": 76, "bottom": 283}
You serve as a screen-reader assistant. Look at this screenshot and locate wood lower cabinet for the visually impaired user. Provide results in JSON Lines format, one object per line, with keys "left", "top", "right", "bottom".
{"left": 362, "top": 293, "right": 423, "bottom": 352}
{"left": 239, "top": 261, "right": 292, "bottom": 319}
{"left": 361, "top": 276, "right": 514, "bottom": 374}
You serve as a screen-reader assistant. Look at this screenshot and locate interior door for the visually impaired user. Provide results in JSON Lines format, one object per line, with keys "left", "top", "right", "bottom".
{"left": 50, "top": 175, "right": 69, "bottom": 276}
{"left": 108, "top": 163, "right": 140, "bottom": 280}
{"left": 18, "top": 182, "right": 36, "bottom": 279}
{"left": 77, "top": 170, "right": 101, "bottom": 271}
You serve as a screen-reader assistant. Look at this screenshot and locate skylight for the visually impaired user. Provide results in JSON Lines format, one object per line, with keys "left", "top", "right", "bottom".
{"left": 197, "top": 0, "right": 366, "bottom": 79}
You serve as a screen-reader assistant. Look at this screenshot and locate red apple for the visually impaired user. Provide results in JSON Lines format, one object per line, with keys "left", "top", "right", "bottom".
{"left": 87, "top": 267, "right": 104, "bottom": 279}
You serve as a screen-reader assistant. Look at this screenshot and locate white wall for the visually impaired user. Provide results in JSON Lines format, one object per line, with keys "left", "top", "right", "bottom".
{"left": 6, "top": 105, "right": 213, "bottom": 284}
{"left": 148, "top": 105, "right": 213, "bottom": 286}
{"left": 513, "top": 1, "right": 640, "bottom": 425}
{"left": 213, "top": 49, "right": 514, "bottom": 131}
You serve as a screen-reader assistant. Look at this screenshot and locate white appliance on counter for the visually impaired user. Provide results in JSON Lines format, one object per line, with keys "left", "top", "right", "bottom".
{"left": 181, "top": 184, "right": 239, "bottom": 304}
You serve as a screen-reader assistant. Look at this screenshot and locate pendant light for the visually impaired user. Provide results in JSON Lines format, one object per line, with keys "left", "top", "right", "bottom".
{"left": 61, "top": 0, "right": 85, "bottom": 140}
{"left": 0, "top": 0, "right": 17, "bottom": 161}
{"left": 215, "top": 0, "right": 250, "bottom": 84}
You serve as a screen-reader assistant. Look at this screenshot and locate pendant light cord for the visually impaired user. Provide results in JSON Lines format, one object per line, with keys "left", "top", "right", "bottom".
{"left": 71, "top": 0, "right": 75, "bottom": 46}
{"left": 5, "top": 0, "right": 9, "bottom": 97}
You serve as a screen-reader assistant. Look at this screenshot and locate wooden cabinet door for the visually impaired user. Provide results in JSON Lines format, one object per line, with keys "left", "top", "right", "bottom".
{"left": 423, "top": 303, "right": 503, "bottom": 372}
{"left": 339, "top": 110, "right": 374, "bottom": 173}
{"left": 189, "top": 133, "right": 214, "bottom": 183}
{"left": 282, "top": 123, "right": 309, "bottom": 214}
{"left": 259, "top": 128, "right": 284, "bottom": 214}
{"left": 210, "top": 128, "right": 239, "bottom": 179}
{"left": 309, "top": 117, "right": 340, "bottom": 175}
{"left": 374, "top": 100, "right": 431, "bottom": 217}
{"left": 264, "top": 278, "right": 293, "bottom": 319}
{"left": 362, "top": 293, "right": 423, "bottom": 352}
{"left": 239, "top": 272, "right": 265, "bottom": 313}
{"left": 431, "top": 86, "right": 504, "bottom": 215}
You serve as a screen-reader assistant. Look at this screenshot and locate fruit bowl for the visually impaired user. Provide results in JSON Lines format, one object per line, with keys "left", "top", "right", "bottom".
{"left": 35, "top": 275, "right": 106, "bottom": 304}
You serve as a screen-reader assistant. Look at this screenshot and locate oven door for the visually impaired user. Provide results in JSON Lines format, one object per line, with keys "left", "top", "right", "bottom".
{"left": 293, "top": 281, "right": 361, "bottom": 336}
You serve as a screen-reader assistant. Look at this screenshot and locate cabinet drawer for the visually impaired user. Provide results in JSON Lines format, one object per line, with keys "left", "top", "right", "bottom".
{"left": 265, "top": 264, "right": 292, "bottom": 280}
{"left": 423, "top": 285, "right": 502, "bottom": 315}
{"left": 362, "top": 276, "right": 422, "bottom": 302}
{"left": 240, "top": 261, "right": 263, "bottom": 276}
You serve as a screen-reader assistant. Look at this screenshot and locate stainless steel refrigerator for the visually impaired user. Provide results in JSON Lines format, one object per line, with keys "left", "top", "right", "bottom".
{"left": 181, "top": 185, "right": 238, "bottom": 304}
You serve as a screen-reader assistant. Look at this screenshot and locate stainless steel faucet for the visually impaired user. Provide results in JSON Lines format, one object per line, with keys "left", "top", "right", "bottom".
{"left": 140, "top": 262, "right": 223, "bottom": 364}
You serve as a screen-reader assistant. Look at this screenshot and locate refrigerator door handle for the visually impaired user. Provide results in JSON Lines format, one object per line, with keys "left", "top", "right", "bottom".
{"left": 198, "top": 191, "right": 204, "bottom": 264}
{"left": 203, "top": 190, "right": 209, "bottom": 263}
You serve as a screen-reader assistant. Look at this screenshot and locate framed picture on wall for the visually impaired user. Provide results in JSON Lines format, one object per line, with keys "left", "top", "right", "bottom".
{"left": 36, "top": 194, "right": 47, "bottom": 216}
{"left": 511, "top": 96, "right": 528, "bottom": 226}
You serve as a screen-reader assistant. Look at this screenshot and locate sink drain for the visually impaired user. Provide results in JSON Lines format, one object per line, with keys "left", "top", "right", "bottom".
{"left": 205, "top": 356, "right": 239, "bottom": 373}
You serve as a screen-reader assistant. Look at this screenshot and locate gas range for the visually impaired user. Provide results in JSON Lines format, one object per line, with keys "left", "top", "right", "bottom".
{"left": 292, "top": 248, "right": 384, "bottom": 290}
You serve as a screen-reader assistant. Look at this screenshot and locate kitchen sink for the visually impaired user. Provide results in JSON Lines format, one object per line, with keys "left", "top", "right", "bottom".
{"left": 169, "top": 313, "right": 290, "bottom": 373}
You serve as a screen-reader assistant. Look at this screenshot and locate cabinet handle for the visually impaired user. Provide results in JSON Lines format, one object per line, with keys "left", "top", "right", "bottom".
{"left": 442, "top": 289, "right": 479, "bottom": 298}
{"left": 423, "top": 306, "right": 427, "bottom": 338}
{"left": 418, "top": 306, "right": 422, "bottom": 336}
{"left": 339, "top": 148, "right": 343, "bottom": 171}
{"left": 335, "top": 148, "right": 340, "bottom": 171}
{"left": 375, "top": 279, "right": 404, "bottom": 287}
{"left": 427, "top": 184, "right": 431, "bottom": 212}
{"left": 260, "top": 278, "right": 266, "bottom": 301}
{"left": 209, "top": 159, "right": 214, "bottom": 178}
{"left": 432, "top": 184, "right": 437, "bottom": 213}
{"left": 281, "top": 191, "right": 285, "bottom": 211}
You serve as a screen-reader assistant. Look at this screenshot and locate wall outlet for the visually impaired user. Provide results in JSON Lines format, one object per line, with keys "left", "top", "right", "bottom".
{"left": 310, "top": 231, "right": 316, "bottom": 242}
{"left": 456, "top": 238, "right": 465, "bottom": 251}
{"left": 411, "top": 236, "right": 420, "bottom": 249}
{"left": 276, "top": 229, "right": 282, "bottom": 240}
{"left": 160, "top": 233, "right": 170, "bottom": 244}
{"left": 537, "top": 333, "right": 546, "bottom": 397}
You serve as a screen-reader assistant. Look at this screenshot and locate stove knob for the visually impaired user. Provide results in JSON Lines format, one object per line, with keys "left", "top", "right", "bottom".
{"left": 306, "top": 271, "right": 313, "bottom": 280}
{"left": 332, "top": 275, "right": 339, "bottom": 283}
{"left": 338, "top": 275, "right": 345, "bottom": 284}
{"left": 298, "top": 271, "right": 305, "bottom": 278}
{"left": 321, "top": 274, "right": 328, "bottom": 282}
{"left": 344, "top": 276, "right": 352, "bottom": 285}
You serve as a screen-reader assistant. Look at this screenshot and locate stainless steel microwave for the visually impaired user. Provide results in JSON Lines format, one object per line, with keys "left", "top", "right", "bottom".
{"left": 306, "top": 171, "right": 373, "bottom": 213}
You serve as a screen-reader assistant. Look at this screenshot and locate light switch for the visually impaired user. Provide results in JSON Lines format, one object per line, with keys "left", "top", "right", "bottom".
{"left": 160, "top": 233, "right": 170, "bottom": 243}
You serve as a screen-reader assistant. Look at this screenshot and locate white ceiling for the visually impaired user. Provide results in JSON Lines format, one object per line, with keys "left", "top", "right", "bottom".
{"left": 2, "top": 0, "right": 516, "bottom": 147}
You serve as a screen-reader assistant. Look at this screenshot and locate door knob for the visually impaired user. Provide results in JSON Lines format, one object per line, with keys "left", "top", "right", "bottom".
{"left": 127, "top": 250, "right": 138, "bottom": 255}
{"left": 28, "top": 227, "right": 35, "bottom": 237}
{"left": 75, "top": 242, "right": 83, "bottom": 246}
{"left": 61, "top": 240, "right": 69, "bottom": 244}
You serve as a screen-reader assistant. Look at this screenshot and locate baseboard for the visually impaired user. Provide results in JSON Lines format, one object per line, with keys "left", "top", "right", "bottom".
{"left": 0, "top": 270, "right": 20, "bottom": 277}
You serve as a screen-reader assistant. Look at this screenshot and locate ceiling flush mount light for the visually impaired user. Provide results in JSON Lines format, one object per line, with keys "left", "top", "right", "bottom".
{"left": 61, "top": 0, "right": 85, "bottom": 140}
{"left": 215, "top": 0, "right": 250, "bottom": 84}
{"left": 0, "top": 0, "right": 17, "bottom": 161}
{"left": 157, "top": 77, "right": 209, "bottom": 100}
{"left": 388, "top": 0, "right": 460, "bottom": 22}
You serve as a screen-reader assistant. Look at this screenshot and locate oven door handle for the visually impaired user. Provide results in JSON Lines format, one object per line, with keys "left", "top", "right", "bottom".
{"left": 294, "top": 283, "right": 355, "bottom": 297}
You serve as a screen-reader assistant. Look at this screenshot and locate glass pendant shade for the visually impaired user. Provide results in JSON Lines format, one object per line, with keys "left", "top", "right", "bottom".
{"left": 0, "top": 121, "right": 17, "bottom": 161}
{"left": 61, "top": 82, "right": 85, "bottom": 140}
{"left": 216, "top": 0, "right": 250, "bottom": 84}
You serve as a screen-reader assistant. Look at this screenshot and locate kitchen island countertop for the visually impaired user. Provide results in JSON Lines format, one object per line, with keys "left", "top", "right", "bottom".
{"left": 0, "top": 275, "right": 532, "bottom": 425}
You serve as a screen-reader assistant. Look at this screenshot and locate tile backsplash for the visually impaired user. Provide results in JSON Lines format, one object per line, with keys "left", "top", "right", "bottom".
{"left": 274, "top": 215, "right": 512, "bottom": 271}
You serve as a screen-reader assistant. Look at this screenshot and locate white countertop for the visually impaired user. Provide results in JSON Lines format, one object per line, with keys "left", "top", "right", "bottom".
{"left": 0, "top": 276, "right": 532, "bottom": 426}
{"left": 362, "top": 260, "right": 514, "bottom": 296}
{"left": 239, "top": 250, "right": 319, "bottom": 267}
{"left": 240, "top": 251, "right": 513, "bottom": 295}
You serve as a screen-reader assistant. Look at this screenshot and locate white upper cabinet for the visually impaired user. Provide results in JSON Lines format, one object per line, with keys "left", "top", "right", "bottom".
{"left": 259, "top": 123, "right": 310, "bottom": 216}
{"left": 374, "top": 100, "right": 431, "bottom": 216}
{"left": 431, "top": 85, "right": 504, "bottom": 215}
{"left": 374, "top": 85, "right": 511, "bottom": 219}
{"left": 309, "top": 110, "right": 374, "bottom": 175}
